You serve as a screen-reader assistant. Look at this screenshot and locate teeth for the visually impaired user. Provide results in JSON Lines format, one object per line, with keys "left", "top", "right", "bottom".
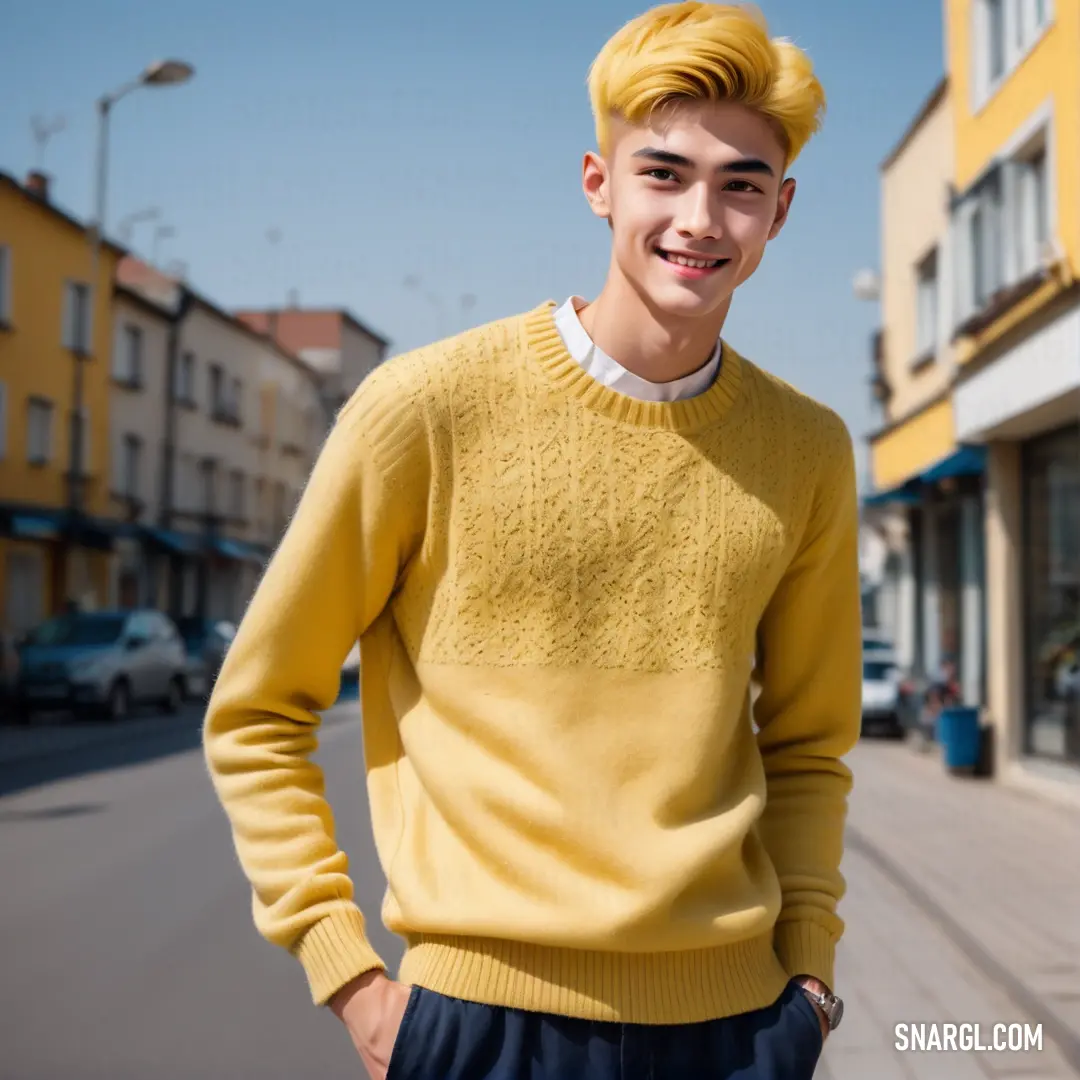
{"left": 663, "top": 252, "right": 720, "bottom": 268}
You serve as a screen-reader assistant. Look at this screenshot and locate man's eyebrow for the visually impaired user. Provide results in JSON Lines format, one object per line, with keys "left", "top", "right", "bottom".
{"left": 631, "top": 147, "right": 776, "bottom": 176}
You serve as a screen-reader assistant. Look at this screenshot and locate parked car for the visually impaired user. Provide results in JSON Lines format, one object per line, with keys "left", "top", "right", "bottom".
{"left": 175, "top": 617, "right": 236, "bottom": 696}
{"left": 14, "top": 609, "right": 188, "bottom": 722}
{"left": 861, "top": 652, "right": 905, "bottom": 738}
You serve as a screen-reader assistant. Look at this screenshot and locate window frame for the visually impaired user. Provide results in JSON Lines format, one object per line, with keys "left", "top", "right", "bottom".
{"left": 972, "top": 0, "right": 1054, "bottom": 111}
{"left": 27, "top": 397, "right": 54, "bottom": 466}
{"left": 913, "top": 246, "right": 940, "bottom": 364}
{"left": 950, "top": 106, "right": 1055, "bottom": 333}
{"left": 114, "top": 323, "right": 144, "bottom": 387}
{"left": 0, "top": 244, "right": 12, "bottom": 326}
{"left": 62, "top": 280, "right": 92, "bottom": 355}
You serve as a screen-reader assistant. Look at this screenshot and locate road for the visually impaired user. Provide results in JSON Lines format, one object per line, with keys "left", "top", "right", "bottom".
{"left": 0, "top": 704, "right": 1073, "bottom": 1079}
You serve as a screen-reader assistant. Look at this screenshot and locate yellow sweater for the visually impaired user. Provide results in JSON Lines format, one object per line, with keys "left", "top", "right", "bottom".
{"left": 204, "top": 300, "right": 862, "bottom": 1025}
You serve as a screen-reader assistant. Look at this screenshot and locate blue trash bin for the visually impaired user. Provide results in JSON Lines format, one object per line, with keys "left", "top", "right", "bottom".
{"left": 936, "top": 707, "right": 981, "bottom": 771}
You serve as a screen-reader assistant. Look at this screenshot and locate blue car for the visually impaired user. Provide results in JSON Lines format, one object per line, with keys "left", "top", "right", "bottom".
{"left": 14, "top": 610, "right": 189, "bottom": 722}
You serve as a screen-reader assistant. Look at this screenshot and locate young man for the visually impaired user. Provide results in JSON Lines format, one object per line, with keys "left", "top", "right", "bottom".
{"left": 204, "top": 3, "right": 860, "bottom": 1077}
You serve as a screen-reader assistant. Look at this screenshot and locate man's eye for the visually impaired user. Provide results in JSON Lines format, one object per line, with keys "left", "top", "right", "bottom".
{"left": 725, "top": 179, "right": 761, "bottom": 193}
{"left": 643, "top": 168, "right": 678, "bottom": 182}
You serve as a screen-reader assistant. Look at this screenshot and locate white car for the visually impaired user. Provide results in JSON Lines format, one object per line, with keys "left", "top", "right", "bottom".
{"left": 861, "top": 650, "right": 904, "bottom": 738}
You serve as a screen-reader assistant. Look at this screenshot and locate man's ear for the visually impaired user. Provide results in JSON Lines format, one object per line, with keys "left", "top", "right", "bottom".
{"left": 583, "top": 151, "right": 613, "bottom": 220}
{"left": 768, "top": 177, "right": 797, "bottom": 241}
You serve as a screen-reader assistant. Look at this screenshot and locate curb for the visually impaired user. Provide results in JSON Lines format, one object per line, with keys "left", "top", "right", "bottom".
{"left": 847, "top": 825, "right": 1080, "bottom": 1076}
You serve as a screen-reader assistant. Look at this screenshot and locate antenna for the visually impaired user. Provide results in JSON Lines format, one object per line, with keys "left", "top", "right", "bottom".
{"left": 152, "top": 224, "right": 176, "bottom": 267}
{"left": 117, "top": 206, "right": 161, "bottom": 245}
{"left": 31, "top": 114, "right": 67, "bottom": 170}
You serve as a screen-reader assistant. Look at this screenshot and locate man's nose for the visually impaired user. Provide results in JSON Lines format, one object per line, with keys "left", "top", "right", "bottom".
{"left": 673, "top": 186, "right": 722, "bottom": 240}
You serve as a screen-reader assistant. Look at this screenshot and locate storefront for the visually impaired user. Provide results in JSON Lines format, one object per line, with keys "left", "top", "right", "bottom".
{"left": 953, "top": 295, "right": 1080, "bottom": 780}
{"left": 1022, "top": 422, "right": 1080, "bottom": 764}
{"left": 864, "top": 442, "right": 987, "bottom": 706}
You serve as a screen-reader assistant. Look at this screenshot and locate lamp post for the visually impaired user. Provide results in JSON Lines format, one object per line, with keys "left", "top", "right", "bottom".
{"left": 69, "top": 59, "right": 194, "bottom": 520}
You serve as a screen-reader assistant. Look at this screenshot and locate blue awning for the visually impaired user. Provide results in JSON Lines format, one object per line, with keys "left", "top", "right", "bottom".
{"left": 862, "top": 445, "right": 987, "bottom": 508}
{"left": 918, "top": 444, "right": 986, "bottom": 483}
{"left": 211, "top": 536, "right": 265, "bottom": 562}
{"left": 862, "top": 487, "right": 922, "bottom": 507}
{"left": 144, "top": 527, "right": 203, "bottom": 555}
{"left": 10, "top": 513, "right": 61, "bottom": 539}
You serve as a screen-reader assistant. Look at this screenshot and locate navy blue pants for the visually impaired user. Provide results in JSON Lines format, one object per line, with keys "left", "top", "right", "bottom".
{"left": 386, "top": 979, "right": 824, "bottom": 1079}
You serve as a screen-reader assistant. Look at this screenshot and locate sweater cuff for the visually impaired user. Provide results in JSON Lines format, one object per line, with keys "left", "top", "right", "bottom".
{"left": 292, "top": 907, "right": 386, "bottom": 1005}
{"left": 773, "top": 920, "right": 837, "bottom": 991}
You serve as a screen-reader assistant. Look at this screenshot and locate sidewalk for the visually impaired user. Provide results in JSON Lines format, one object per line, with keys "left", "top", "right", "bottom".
{"left": 0, "top": 692, "right": 361, "bottom": 769}
{"left": 827, "top": 738, "right": 1080, "bottom": 1078}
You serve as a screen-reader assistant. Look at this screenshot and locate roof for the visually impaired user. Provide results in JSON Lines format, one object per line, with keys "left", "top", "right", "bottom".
{"left": 114, "top": 282, "right": 173, "bottom": 321}
{"left": 117, "top": 256, "right": 323, "bottom": 384}
{"left": 236, "top": 306, "right": 390, "bottom": 349}
{"left": 0, "top": 170, "right": 127, "bottom": 259}
{"left": 187, "top": 291, "right": 323, "bottom": 382}
{"left": 880, "top": 76, "right": 949, "bottom": 173}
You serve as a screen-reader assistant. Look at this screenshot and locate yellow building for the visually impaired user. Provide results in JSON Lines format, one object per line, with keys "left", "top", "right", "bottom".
{"left": 0, "top": 170, "right": 121, "bottom": 633}
{"left": 867, "top": 0, "right": 1080, "bottom": 791}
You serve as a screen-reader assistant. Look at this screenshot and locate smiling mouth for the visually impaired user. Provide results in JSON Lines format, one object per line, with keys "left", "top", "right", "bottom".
{"left": 655, "top": 249, "right": 729, "bottom": 269}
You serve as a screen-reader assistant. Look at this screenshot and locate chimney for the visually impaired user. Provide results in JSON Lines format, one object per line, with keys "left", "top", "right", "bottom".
{"left": 25, "top": 170, "right": 51, "bottom": 202}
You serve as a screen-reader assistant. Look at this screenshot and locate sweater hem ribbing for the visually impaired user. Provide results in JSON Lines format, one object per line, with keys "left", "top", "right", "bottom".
{"left": 397, "top": 930, "right": 791, "bottom": 1024}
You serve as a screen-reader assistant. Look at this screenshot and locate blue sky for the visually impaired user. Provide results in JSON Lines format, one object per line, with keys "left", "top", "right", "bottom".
{"left": 1, "top": 0, "right": 945, "bottom": 486}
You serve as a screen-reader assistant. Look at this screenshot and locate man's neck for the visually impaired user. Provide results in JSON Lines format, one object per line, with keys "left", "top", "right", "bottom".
{"left": 576, "top": 267, "right": 731, "bottom": 384}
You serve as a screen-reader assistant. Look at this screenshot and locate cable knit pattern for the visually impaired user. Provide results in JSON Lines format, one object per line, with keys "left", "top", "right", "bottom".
{"left": 204, "top": 300, "right": 863, "bottom": 1023}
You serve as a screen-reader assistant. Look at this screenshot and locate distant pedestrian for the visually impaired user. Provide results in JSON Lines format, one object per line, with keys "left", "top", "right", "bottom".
{"left": 204, "top": 4, "right": 859, "bottom": 1077}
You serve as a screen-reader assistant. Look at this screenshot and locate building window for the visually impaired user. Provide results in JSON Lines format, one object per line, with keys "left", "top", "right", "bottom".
{"left": 952, "top": 122, "right": 1053, "bottom": 329}
{"left": 174, "top": 350, "right": 196, "bottom": 405}
{"left": 1014, "top": 144, "right": 1048, "bottom": 279}
{"left": 209, "top": 363, "right": 224, "bottom": 416}
{"left": 114, "top": 324, "right": 143, "bottom": 386}
{"left": 118, "top": 434, "right": 142, "bottom": 499}
{"left": 0, "top": 245, "right": 11, "bottom": 325}
{"left": 27, "top": 398, "right": 53, "bottom": 464}
{"left": 230, "top": 469, "right": 246, "bottom": 518}
{"left": 1023, "top": 422, "right": 1080, "bottom": 764}
{"left": 955, "top": 167, "right": 1003, "bottom": 319}
{"left": 987, "top": 0, "right": 1006, "bottom": 81}
{"left": 914, "top": 247, "right": 939, "bottom": 361}
{"left": 62, "top": 281, "right": 92, "bottom": 354}
{"left": 973, "top": 0, "right": 1053, "bottom": 107}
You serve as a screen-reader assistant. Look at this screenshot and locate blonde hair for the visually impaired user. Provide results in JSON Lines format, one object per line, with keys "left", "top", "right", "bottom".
{"left": 588, "top": 2, "right": 825, "bottom": 165}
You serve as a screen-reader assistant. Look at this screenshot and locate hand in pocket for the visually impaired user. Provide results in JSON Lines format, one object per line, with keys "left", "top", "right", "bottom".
{"left": 330, "top": 970, "right": 416, "bottom": 1079}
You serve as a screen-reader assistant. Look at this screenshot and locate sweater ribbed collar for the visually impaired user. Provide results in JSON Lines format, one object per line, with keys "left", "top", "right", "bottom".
{"left": 522, "top": 300, "right": 743, "bottom": 433}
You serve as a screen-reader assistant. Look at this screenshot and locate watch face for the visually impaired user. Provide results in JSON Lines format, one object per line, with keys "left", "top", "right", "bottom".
{"left": 829, "top": 996, "right": 844, "bottom": 1029}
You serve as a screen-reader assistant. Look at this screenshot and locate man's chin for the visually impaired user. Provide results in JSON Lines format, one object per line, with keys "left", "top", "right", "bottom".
{"left": 643, "top": 280, "right": 732, "bottom": 320}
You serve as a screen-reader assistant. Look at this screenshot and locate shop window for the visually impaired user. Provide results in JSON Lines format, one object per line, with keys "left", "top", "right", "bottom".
{"left": 1023, "top": 423, "right": 1080, "bottom": 763}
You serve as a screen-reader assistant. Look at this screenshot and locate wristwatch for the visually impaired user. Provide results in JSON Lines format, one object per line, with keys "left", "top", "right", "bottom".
{"left": 799, "top": 985, "right": 844, "bottom": 1031}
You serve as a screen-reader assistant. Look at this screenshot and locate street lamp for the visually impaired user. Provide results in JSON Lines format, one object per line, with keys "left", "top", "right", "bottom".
{"left": 852, "top": 268, "right": 881, "bottom": 303}
{"left": 70, "top": 58, "right": 194, "bottom": 518}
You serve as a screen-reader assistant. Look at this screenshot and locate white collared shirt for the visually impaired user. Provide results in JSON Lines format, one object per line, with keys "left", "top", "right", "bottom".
{"left": 553, "top": 295, "right": 722, "bottom": 403}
